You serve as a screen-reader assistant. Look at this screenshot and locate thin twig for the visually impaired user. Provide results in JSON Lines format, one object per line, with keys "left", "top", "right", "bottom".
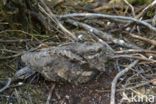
{"left": 123, "top": 0, "right": 135, "bottom": 17}
{"left": 0, "top": 39, "right": 30, "bottom": 43}
{"left": 0, "top": 45, "right": 41, "bottom": 60}
{"left": 110, "top": 60, "right": 139, "bottom": 104}
{"left": 66, "top": 19, "right": 140, "bottom": 49}
{"left": 115, "top": 49, "right": 156, "bottom": 54}
{"left": 38, "top": 0, "right": 76, "bottom": 40}
{"left": 59, "top": 13, "right": 156, "bottom": 33}
{"left": 0, "top": 78, "right": 12, "bottom": 93}
{"left": 0, "top": 30, "right": 40, "bottom": 41}
{"left": 136, "top": 0, "right": 156, "bottom": 19}
{"left": 112, "top": 54, "right": 156, "bottom": 63}
{"left": 129, "top": 33, "right": 156, "bottom": 46}
{"left": 46, "top": 84, "right": 56, "bottom": 104}
{"left": 0, "top": 53, "right": 22, "bottom": 60}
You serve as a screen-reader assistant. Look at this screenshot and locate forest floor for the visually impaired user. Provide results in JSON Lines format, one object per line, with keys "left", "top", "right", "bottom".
{"left": 0, "top": 0, "right": 156, "bottom": 104}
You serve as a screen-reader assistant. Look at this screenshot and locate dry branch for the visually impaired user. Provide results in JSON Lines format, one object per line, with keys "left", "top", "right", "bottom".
{"left": 0, "top": 78, "right": 12, "bottom": 93}
{"left": 110, "top": 60, "right": 139, "bottom": 104}
{"left": 129, "top": 33, "right": 156, "bottom": 46}
{"left": 38, "top": 0, "right": 76, "bottom": 40}
{"left": 59, "top": 13, "right": 156, "bottom": 33}
{"left": 65, "top": 19, "right": 140, "bottom": 49}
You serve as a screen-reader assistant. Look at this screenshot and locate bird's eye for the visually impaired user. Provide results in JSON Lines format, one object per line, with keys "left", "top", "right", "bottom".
{"left": 88, "top": 50, "right": 96, "bottom": 55}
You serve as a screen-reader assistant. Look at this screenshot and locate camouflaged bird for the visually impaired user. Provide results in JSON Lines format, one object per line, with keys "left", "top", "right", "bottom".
{"left": 15, "top": 42, "right": 114, "bottom": 84}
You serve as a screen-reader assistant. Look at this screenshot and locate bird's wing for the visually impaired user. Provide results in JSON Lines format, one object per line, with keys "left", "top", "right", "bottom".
{"left": 55, "top": 48, "right": 87, "bottom": 64}
{"left": 21, "top": 47, "right": 87, "bottom": 68}
{"left": 21, "top": 49, "right": 53, "bottom": 68}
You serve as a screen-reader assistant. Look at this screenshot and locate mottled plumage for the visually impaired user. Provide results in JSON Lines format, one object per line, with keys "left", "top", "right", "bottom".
{"left": 16, "top": 42, "right": 114, "bottom": 84}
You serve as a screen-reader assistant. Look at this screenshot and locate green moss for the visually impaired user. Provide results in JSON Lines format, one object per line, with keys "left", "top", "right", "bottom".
{"left": 128, "top": 0, "right": 153, "bottom": 5}
{"left": 146, "top": 9, "right": 155, "bottom": 17}
{"left": 110, "top": 0, "right": 153, "bottom": 5}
